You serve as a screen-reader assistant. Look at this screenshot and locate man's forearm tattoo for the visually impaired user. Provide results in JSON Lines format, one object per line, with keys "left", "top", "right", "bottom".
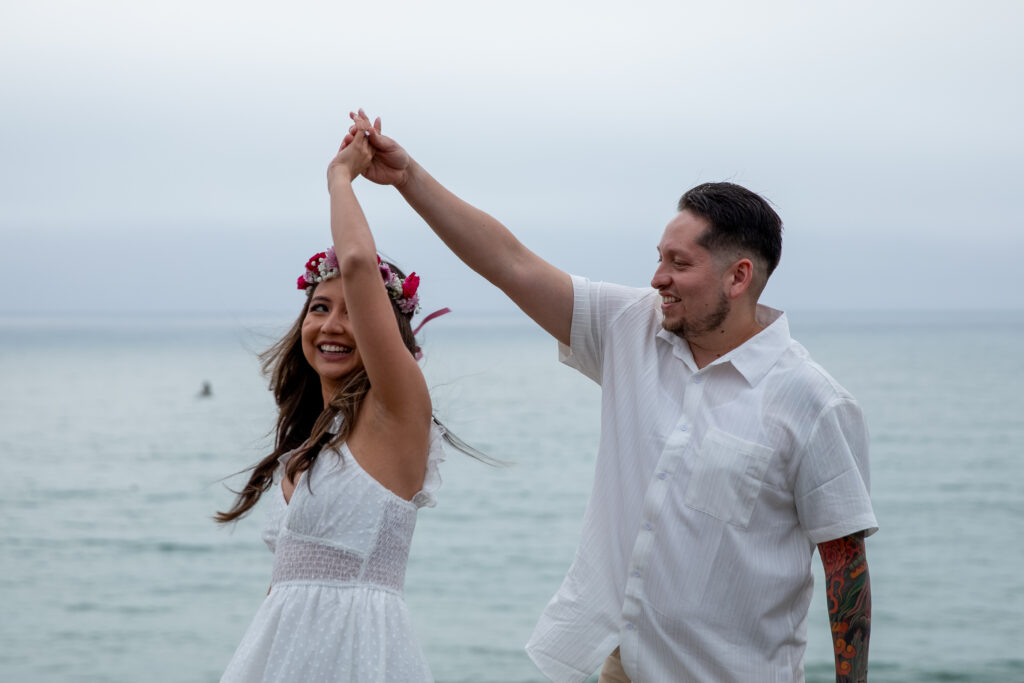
{"left": 819, "top": 533, "right": 871, "bottom": 682}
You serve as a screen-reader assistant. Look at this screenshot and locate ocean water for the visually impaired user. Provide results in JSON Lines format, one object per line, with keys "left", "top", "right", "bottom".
{"left": 1, "top": 310, "right": 1022, "bottom": 683}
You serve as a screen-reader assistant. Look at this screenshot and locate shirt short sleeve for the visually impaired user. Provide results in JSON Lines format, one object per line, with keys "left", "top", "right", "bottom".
{"left": 558, "top": 275, "right": 652, "bottom": 385}
{"left": 794, "top": 397, "right": 878, "bottom": 544}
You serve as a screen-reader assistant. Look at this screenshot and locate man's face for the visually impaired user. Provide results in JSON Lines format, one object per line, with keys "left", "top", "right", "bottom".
{"left": 650, "top": 210, "right": 731, "bottom": 339}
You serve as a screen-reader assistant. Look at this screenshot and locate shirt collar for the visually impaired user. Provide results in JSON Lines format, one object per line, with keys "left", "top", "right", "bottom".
{"left": 656, "top": 326, "right": 699, "bottom": 371}
{"left": 656, "top": 304, "right": 791, "bottom": 386}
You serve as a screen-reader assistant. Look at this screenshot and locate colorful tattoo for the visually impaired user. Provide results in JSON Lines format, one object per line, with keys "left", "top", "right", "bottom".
{"left": 819, "top": 532, "right": 871, "bottom": 682}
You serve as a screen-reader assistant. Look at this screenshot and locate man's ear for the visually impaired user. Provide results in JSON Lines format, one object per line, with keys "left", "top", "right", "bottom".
{"left": 725, "top": 258, "right": 755, "bottom": 299}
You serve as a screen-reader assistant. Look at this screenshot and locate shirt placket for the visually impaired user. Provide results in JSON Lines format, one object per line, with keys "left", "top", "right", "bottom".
{"left": 619, "top": 370, "right": 706, "bottom": 673}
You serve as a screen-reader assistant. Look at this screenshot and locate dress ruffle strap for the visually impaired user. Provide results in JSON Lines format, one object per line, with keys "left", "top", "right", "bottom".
{"left": 412, "top": 420, "right": 447, "bottom": 509}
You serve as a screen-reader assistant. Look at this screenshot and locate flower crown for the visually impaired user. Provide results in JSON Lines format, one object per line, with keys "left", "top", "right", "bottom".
{"left": 297, "top": 246, "right": 421, "bottom": 316}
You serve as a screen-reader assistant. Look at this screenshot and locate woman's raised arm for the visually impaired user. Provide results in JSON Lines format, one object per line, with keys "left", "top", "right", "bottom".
{"left": 326, "top": 122, "right": 431, "bottom": 428}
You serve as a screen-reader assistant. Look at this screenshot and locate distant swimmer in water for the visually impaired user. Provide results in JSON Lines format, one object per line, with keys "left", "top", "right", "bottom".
{"left": 198, "top": 381, "right": 213, "bottom": 398}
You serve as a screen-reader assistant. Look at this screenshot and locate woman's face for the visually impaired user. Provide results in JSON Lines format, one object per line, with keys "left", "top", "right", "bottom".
{"left": 301, "top": 277, "right": 363, "bottom": 398}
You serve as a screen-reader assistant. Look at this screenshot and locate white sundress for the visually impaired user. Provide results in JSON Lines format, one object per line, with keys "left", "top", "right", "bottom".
{"left": 220, "top": 420, "right": 446, "bottom": 683}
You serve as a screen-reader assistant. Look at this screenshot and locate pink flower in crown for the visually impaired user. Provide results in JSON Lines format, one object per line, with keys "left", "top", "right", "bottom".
{"left": 378, "top": 260, "right": 401, "bottom": 296}
{"left": 402, "top": 272, "right": 420, "bottom": 300}
{"left": 397, "top": 294, "right": 420, "bottom": 315}
{"left": 297, "top": 275, "right": 309, "bottom": 290}
{"left": 324, "top": 246, "right": 339, "bottom": 272}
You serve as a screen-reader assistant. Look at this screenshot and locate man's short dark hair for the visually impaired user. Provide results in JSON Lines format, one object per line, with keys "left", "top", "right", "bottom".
{"left": 678, "top": 182, "right": 783, "bottom": 282}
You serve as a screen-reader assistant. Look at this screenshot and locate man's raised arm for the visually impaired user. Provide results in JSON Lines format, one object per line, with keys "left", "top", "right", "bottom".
{"left": 346, "top": 111, "right": 573, "bottom": 346}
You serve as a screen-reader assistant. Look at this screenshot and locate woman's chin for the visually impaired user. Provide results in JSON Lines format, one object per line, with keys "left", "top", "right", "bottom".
{"left": 316, "top": 360, "right": 361, "bottom": 384}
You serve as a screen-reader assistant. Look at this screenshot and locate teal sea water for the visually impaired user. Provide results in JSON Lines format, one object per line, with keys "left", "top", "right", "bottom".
{"left": 1, "top": 310, "right": 1022, "bottom": 682}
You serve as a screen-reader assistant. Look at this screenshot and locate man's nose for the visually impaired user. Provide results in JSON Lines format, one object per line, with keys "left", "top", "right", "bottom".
{"left": 651, "top": 266, "right": 670, "bottom": 289}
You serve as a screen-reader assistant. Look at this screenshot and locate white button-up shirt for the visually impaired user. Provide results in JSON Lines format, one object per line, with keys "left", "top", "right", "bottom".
{"left": 525, "top": 277, "right": 877, "bottom": 682}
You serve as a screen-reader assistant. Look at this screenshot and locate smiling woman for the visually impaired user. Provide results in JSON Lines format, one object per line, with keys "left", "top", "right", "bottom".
{"left": 301, "top": 277, "right": 368, "bottom": 401}
{"left": 302, "top": 278, "right": 364, "bottom": 398}
{"left": 212, "top": 116, "right": 483, "bottom": 683}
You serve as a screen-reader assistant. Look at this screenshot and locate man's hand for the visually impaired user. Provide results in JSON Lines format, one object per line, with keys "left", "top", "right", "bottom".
{"left": 337, "top": 107, "right": 574, "bottom": 345}
{"left": 819, "top": 532, "right": 871, "bottom": 682}
{"left": 341, "top": 109, "right": 411, "bottom": 187}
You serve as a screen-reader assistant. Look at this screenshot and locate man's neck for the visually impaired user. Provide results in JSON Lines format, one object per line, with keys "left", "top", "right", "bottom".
{"left": 685, "top": 311, "right": 764, "bottom": 370}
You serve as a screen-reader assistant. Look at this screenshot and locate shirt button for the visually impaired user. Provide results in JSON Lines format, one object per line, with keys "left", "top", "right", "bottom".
{"left": 692, "top": 375, "right": 704, "bottom": 384}
{"left": 632, "top": 570, "right": 641, "bottom": 577}
{"left": 679, "top": 424, "right": 688, "bottom": 431}
{"left": 657, "top": 472, "right": 667, "bottom": 480}
{"left": 625, "top": 622, "right": 635, "bottom": 631}
{"left": 643, "top": 522, "right": 653, "bottom": 531}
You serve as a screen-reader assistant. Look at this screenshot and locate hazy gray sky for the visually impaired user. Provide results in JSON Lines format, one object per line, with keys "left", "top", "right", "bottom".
{"left": 2, "top": 0, "right": 1021, "bottom": 317}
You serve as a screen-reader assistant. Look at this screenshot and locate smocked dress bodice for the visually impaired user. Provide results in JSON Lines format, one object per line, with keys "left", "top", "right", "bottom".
{"left": 220, "top": 421, "right": 446, "bottom": 683}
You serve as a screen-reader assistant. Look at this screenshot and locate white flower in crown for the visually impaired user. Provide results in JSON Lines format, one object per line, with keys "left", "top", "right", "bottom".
{"left": 297, "top": 247, "right": 340, "bottom": 290}
{"left": 382, "top": 269, "right": 403, "bottom": 297}
{"left": 296, "top": 246, "right": 421, "bottom": 316}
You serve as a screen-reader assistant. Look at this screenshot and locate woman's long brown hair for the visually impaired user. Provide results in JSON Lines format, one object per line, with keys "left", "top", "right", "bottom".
{"left": 215, "top": 264, "right": 419, "bottom": 524}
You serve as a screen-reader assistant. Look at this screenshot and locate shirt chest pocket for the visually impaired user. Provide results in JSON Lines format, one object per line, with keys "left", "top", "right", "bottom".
{"left": 684, "top": 427, "right": 774, "bottom": 528}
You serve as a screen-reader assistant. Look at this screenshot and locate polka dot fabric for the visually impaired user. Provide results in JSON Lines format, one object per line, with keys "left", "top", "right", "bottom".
{"left": 220, "top": 423, "right": 446, "bottom": 682}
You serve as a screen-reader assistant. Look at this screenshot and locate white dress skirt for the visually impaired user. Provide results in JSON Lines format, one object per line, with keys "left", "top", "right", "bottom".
{"left": 220, "top": 422, "right": 446, "bottom": 683}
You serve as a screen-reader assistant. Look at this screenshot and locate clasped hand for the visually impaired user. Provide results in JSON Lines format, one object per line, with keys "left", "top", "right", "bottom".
{"left": 328, "top": 109, "right": 411, "bottom": 190}
{"left": 327, "top": 114, "right": 376, "bottom": 193}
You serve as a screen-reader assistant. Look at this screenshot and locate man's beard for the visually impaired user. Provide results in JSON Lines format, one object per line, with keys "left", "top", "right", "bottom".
{"left": 663, "top": 292, "right": 730, "bottom": 340}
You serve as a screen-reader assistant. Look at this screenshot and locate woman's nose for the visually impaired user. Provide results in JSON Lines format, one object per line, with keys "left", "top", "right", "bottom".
{"left": 322, "top": 311, "right": 346, "bottom": 333}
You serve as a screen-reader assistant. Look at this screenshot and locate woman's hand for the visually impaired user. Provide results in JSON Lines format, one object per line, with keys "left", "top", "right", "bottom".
{"left": 327, "top": 117, "right": 374, "bottom": 193}
{"left": 341, "top": 109, "right": 412, "bottom": 187}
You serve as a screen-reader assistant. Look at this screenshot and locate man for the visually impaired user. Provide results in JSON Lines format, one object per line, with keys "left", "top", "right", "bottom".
{"left": 342, "top": 111, "right": 876, "bottom": 682}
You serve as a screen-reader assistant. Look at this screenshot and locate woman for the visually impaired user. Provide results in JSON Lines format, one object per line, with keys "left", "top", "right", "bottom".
{"left": 216, "top": 117, "right": 452, "bottom": 682}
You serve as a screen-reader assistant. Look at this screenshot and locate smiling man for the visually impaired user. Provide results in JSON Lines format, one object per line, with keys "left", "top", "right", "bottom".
{"left": 344, "top": 111, "right": 877, "bottom": 683}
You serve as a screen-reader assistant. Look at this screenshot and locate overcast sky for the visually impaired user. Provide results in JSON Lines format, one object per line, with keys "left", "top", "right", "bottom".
{"left": 2, "top": 0, "right": 1021, "bottom": 318}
